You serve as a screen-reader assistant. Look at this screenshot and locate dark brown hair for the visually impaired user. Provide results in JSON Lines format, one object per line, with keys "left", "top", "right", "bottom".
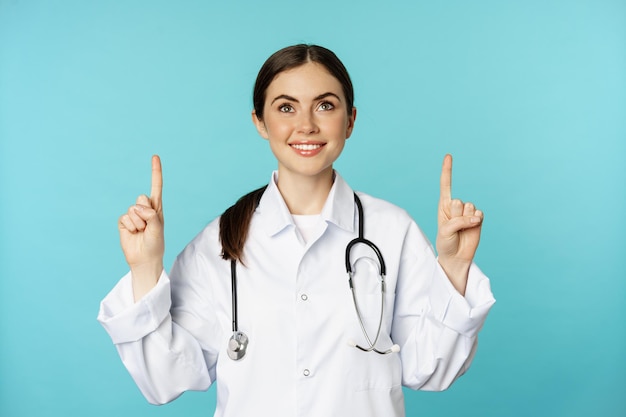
{"left": 253, "top": 44, "right": 354, "bottom": 120}
{"left": 220, "top": 44, "right": 354, "bottom": 263}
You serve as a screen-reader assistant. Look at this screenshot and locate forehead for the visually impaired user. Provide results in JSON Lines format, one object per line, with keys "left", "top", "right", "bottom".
{"left": 265, "top": 62, "right": 344, "bottom": 99}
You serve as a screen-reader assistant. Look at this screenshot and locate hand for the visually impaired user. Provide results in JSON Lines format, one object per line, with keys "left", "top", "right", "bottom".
{"left": 117, "top": 155, "right": 165, "bottom": 300}
{"left": 435, "top": 154, "right": 483, "bottom": 295}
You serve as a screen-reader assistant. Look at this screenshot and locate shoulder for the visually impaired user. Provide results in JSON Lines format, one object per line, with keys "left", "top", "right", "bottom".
{"left": 355, "top": 193, "right": 436, "bottom": 270}
{"left": 354, "top": 191, "right": 414, "bottom": 225}
{"left": 176, "top": 217, "right": 223, "bottom": 263}
{"left": 336, "top": 172, "right": 412, "bottom": 225}
{"left": 354, "top": 191, "right": 432, "bottom": 249}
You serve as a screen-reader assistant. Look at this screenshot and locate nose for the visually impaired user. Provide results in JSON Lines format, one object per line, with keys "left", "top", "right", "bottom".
{"left": 297, "top": 111, "right": 319, "bottom": 135}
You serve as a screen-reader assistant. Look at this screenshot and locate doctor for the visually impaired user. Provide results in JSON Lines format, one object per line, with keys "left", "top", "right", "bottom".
{"left": 98, "top": 44, "right": 495, "bottom": 417}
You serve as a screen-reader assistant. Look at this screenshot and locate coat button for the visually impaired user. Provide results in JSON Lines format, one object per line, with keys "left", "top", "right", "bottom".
{"left": 303, "top": 369, "right": 311, "bottom": 377}
{"left": 301, "top": 294, "right": 308, "bottom": 301}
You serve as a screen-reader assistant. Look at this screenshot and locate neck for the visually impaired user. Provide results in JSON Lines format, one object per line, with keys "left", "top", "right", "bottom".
{"left": 276, "top": 168, "right": 334, "bottom": 215}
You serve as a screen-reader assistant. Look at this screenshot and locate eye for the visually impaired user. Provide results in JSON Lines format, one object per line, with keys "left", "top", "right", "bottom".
{"left": 278, "top": 103, "right": 294, "bottom": 113}
{"left": 318, "top": 101, "right": 335, "bottom": 111}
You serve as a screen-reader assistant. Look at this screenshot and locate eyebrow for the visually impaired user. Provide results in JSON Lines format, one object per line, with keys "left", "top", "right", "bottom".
{"left": 270, "top": 92, "right": 342, "bottom": 105}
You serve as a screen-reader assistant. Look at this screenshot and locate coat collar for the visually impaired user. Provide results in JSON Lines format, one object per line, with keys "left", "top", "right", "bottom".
{"left": 256, "top": 171, "right": 356, "bottom": 237}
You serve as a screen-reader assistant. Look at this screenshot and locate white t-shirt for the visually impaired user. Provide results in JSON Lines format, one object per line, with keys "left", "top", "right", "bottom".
{"left": 292, "top": 214, "right": 323, "bottom": 245}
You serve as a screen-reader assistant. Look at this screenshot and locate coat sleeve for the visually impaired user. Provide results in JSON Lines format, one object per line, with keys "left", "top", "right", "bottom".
{"left": 97, "top": 239, "right": 221, "bottom": 404}
{"left": 392, "top": 222, "right": 495, "bottom": 391}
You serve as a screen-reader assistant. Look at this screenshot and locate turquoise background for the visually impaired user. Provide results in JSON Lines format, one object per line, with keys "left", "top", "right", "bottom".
{"left": 1, "top": 1, "right": 624, "bottom": 416}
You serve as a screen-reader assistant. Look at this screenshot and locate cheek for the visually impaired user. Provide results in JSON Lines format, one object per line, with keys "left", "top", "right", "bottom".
{"left": 264, "top": 118, "right": 293, "bottom": 138}
{"left": 326, "top": 116, "right": 351, "bottom": 137}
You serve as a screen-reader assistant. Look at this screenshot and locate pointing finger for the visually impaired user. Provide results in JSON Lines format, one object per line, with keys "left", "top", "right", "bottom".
{"left": 440, "top": 154, "right": 452, "bottom": 203}
{"left": 150, "top": 155, "right": 162, "bottom": 210}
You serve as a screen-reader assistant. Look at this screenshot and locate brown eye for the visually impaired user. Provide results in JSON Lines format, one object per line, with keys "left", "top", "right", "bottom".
{"left": 279, "top": 104, "right": 294, "bottom": 113}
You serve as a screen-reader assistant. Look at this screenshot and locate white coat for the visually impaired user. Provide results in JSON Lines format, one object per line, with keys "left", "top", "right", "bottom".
{"left": 98, "top": 171, "right": 495, "bottom": 417}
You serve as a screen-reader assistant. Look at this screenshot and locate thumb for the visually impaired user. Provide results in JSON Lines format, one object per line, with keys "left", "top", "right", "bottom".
{"left": 133, "top": 204, "right": 162, "bottom": 227}
{"left": 439, "top": 215, "right": 482, "bottom": 237}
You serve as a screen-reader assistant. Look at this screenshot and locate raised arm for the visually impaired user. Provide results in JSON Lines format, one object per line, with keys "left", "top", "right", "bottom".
{"left": 435, "top": 154, "right": 483, "bottom": 295}
{"left": 117, "top": 155, "right": 165, "bottom": 301}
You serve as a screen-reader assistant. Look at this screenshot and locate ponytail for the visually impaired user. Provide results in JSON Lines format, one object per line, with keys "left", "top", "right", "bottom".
{"left": 219, "top": 186, "right": 267, "bottom": 263}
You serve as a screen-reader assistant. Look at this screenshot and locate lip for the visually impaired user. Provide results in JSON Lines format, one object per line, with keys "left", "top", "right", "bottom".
{"left": 289, "top": 142, "right": 326, "bottom": 157}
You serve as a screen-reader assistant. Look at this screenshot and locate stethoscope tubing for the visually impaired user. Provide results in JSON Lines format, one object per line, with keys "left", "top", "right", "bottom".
{"left": 227, "top": 193, "right": 397, "bottom": 360}
{"left": 349, "top": 271, "right": 386, "bottom": 351}
{"left": 230, "top": 259, "right": 238, "bottom": 333}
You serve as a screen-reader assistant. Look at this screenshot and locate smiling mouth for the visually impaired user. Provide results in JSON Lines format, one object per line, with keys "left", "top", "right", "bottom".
{"left": 290, "top": 143, "right": 324, "bottom": 151}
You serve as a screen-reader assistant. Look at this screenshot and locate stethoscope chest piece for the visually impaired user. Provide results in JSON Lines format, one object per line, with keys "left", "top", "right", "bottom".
{"left": 227, "top": 331, "right": 249, "bottom": 361}
{"left": 225, "top": 193, "right": 398, "bottom": 361}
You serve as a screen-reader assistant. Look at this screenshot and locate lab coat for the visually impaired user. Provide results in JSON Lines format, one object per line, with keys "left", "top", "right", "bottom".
{"left": 98, "top": 171, "right": 495, "bottom": 417}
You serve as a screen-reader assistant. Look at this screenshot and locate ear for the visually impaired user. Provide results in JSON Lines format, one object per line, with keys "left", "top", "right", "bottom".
{"left": 345, "top": 107, "right": 357, "bottom": 139}
{"left": 251, "top": 110, "right": 269, "bottom": 140}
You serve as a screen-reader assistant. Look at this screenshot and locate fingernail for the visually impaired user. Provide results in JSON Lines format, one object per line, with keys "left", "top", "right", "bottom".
{"left": 134, "top": 205, "right": 144, "bottom": 212}
{"left": 470, "top": 216, "right": 481, "bottom": 223}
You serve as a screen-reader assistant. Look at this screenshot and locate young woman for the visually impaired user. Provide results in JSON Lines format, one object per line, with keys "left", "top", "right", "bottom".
{"left": 99, "top": 44, "right": 495, "bottom": 417}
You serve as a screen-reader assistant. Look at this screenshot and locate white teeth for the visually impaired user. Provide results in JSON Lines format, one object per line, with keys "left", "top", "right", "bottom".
{"left": 291, "top": 144, "right": 322, "bottom": 150}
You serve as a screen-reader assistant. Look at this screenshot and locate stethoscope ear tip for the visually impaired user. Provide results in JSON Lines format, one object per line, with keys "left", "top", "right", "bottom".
{"left": 347, "top": 339, "right": 357, "bottom": 347}
{"left": 391, "top": 344, "right": 400, "bottom": 353}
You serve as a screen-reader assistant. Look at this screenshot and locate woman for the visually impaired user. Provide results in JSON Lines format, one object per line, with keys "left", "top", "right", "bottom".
{"left": 98, "top": 44, "right": 495, "bottom": 417}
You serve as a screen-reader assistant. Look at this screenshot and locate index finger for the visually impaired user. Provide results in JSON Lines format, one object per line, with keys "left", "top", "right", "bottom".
{"left": 439, "top": 153, "right": 452, "bottom": 202}
{"left": 150, "top": 154, "right": 163, "bottom": 209}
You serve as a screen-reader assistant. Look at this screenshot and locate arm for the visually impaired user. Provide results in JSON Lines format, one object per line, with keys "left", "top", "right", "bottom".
{"left": 436, "top": 154, "right": 484, "bottom": 296}
{"left": 393, "top": 226, "right": 495, "bottom": 390}
{"left": 117, "top": 155, "right": 165, "bottom": 301}
{"left": 394, "top": 154, "right": 494, "bottom": 390}
{"left": 98, "top": 243, "right": 220, "bottom": 404}
{"left": 99, "top": 156, "right": 217, "bottom": 403}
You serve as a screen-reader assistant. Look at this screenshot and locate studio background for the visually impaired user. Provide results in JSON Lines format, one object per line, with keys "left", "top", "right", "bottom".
{"left": 1, "top": 1, "right": 624, "bottom": 416}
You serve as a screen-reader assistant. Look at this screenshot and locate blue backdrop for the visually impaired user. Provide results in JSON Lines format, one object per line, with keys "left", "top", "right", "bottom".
{"left": 1, "top": 1, "right": 624, "bottom": 416}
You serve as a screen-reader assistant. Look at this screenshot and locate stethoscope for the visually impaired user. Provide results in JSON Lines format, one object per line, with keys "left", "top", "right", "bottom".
{"left": 227, "top": 193, "right": 400, "bottom": 361}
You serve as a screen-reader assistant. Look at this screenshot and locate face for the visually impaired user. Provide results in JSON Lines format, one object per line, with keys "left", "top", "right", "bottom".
{"left": 252, "top": 62, "right": 356, "bottom": 183}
